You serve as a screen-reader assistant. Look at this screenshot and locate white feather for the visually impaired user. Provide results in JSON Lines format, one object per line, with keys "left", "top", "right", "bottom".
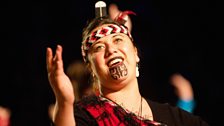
{"left": 95, "top": 1, "right": 106, "bottom": 8}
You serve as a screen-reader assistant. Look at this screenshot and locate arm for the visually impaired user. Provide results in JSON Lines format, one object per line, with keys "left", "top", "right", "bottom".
{"left": 46, "top": 45, "right": 76, "bottom": 126}
{"left": 170, "top": 73, "right": 195, "bottom": 113}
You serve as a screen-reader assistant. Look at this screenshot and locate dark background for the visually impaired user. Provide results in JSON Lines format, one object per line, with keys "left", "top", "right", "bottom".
{"left": 1, "top": 0, "right": 221, "bottom": 125}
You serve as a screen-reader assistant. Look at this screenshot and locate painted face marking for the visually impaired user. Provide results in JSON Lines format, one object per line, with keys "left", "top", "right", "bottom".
{"left": 109, "top": 62, "right": 127, "bottom": 80}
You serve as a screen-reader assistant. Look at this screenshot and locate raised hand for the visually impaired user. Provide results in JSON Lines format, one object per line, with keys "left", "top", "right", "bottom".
{"left": 108, "top": 3, "right": 133, "bottom": 32}
{"left": 46, "top": 45, "right": 76, "bottom": 126}
{"left": 170, "top": 73, "right": 194, "bottom": 101}
{"left": 46, "top": 45, "right": 75, "bottom": 105}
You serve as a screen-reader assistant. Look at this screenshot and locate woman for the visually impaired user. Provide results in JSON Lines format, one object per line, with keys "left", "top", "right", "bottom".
{"left": 109, "top": 3, "right": 196, "bottom": 114}
{"left": 46, "top": 4, "right": 209, "bottom": 126}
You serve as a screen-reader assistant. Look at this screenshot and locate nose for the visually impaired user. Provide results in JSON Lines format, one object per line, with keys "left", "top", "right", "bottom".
{"left": 105, "top": 43, "right": 117, "bottom": 57}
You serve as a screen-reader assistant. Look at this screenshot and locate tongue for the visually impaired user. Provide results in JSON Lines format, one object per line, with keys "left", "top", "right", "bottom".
{"left": 109, "top": 61, "right": 122, "bottom": 68}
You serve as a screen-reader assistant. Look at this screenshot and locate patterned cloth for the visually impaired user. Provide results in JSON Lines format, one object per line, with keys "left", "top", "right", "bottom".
{"left": 77, "top": 95, "right": 167, "bottom": 126}
{"left": 81, "top": 24, "right": 133, "bottom": 61}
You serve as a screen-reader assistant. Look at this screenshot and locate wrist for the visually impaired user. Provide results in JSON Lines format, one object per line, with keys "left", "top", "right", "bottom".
{"left": 177, "top": 99, "right": 196, "bottom": 113}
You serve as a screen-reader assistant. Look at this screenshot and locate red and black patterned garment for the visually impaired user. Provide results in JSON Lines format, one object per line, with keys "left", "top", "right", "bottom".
{"left": 74, "top": 95, "right": 209, "bottom": 126}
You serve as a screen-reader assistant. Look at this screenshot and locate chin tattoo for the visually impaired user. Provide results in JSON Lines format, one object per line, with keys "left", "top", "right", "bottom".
{"left": 109, "top": 63, "right": 128, "bottom": 80}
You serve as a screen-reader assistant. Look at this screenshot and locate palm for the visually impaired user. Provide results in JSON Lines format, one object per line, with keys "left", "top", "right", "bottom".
{"left": 46, "top": 45, "right": 75, "bottom": 104}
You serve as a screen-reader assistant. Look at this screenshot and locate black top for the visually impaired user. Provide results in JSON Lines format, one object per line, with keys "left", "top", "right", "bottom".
{"left": 147, "top": 100, "right": 209, "bottom": 126}
{"left": 74, "top": 95, "right": 210, "bottom": 126}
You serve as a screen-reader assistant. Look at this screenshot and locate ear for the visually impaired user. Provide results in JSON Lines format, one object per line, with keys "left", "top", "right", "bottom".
{"left": 86, "top": 60, "right": 98, "bottom": 79}
{"left": 134, "top": 47, "right": 140, "bottom": 63}
{"left": 86, "top": 62, "right": 93, "bottom": 74}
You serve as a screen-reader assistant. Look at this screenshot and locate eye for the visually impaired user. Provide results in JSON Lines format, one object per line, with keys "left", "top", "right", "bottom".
{"left": 92, "top": 43, "right": 105, "bottom": 52}
{"left": 114, "top": 38, "right": 123, "bottom": 44}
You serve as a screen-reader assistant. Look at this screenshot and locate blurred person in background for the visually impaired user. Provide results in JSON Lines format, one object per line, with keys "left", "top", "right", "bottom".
{"left": 0, "top": 106, "right": 11, "bottom": 126}
{"left": 170, "top": 73, "right": 195, "bottom": 113}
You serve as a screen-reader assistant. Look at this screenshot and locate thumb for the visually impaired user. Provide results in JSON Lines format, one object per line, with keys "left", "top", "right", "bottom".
{"left": 108, "top": 3, "right": 120, "bottom": 20}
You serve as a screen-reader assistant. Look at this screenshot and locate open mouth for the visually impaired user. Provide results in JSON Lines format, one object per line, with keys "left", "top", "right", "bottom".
{"left": 107, "top": 57, "right": 123, "bottom": 67}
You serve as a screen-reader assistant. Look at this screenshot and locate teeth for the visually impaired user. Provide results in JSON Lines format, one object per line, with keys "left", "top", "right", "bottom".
{"left": 108, "top": 58, "right": 122, "bottom": 66}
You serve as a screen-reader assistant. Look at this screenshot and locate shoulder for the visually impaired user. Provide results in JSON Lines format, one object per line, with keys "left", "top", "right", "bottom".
{"left": 74, "top": 94, "right": 100, "bottom": 113}
{"left": 75, "top": 95, "right": 99, "bottom": 106}
{"left": 145, "top": 98, "right": 210, "bottom": 126}
{"left": 74, "top": 95, "right": 98, "bottom": 126}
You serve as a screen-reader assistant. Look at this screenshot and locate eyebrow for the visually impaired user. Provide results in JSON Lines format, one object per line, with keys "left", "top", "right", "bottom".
{"left": 91, "top": 41, "right": 102, "bottom": 47}
{"left": 92, "top": 34, "right": 125, "bottom": 47}
{"left": 112, "top": 34, "right": 124, "bottom": 38}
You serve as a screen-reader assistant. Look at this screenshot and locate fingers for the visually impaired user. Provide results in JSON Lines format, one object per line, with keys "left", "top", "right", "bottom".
{"left": 46, "top": 45, "right": 64, "bottom": 73}
{"left": 170, "top": 73, "right": 194, "bottom": 100}
{"left": 54, "top": 45, "right": 64, "bottom": 70}
{"left": 53, "top": 45, "right": 62, "bottom": 61}
{"left": 46, "top": 47, "right": 53, "bottom": 72}
{"left": 170, "top": 73, "right": 191, "bottom": 87}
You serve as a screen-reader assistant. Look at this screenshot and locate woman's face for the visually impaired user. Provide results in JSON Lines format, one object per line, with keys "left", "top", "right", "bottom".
{"left": 87, "top": 24, "right": 139, "bottom": 89}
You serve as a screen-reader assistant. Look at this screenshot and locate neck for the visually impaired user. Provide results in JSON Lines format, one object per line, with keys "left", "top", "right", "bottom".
{"left": 100, "top": 80, "right": 142, "bottom": 112}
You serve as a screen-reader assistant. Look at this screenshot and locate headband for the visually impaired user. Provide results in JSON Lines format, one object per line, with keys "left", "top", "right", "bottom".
{"left": 81, "top": 24, "right": 133, "bottom": 61}
{"left": 81, "top": 1, "right": 136, "bottom": 62}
